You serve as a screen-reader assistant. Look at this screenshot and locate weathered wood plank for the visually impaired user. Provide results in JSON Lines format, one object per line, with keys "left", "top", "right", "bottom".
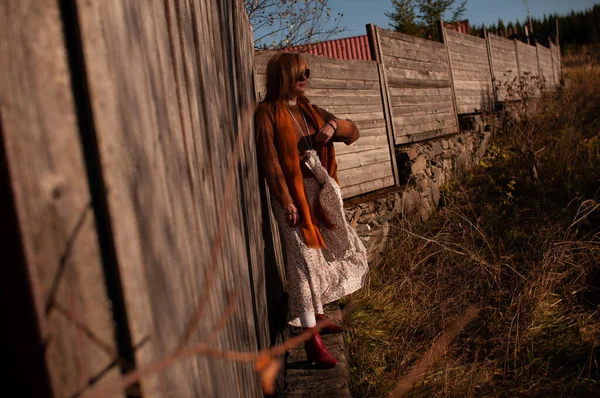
{"left": 392, "top": 111, "right": 455, "bottom": 126}
{"left": 0, "top": 1, "right": 122, "bottom": 396}
{"left": 322, "top": 104, "right": 386, "bottom": 115}
{"left": 395, "top": 127, "right": 456, "bottom": 144}
{"left": 388, "top": 87, "right": 453, "bottom": 97}
{"left": 308, "top": 95, "right": 384, "bottom": 106}
{"left": 75, "top": 0, "right": 262, "bottom": 396}
{"left": 386, "top": 75, "right": 451, "bottom": 89}
{"left": 354, "top": 126, "right": 389, "bottom": 137}
{"left": 390, "top": 94, "right": 454, "bottom": 106}
{"left": 336, "top": 147, "right": 392, "bottom": 171}
{"left": 445, "top": 29, "right": 486, "bottom": 45}
{"left": 337, "top": 161, "right": 394, "bottom": 187}
{"left": 334, "top": 134, "right": 390, "bottom": 155}
{"left": 382, "top": 55, "right": 449, "bottom": 73}
{"left": 394, "top": 117, "right": 456, "bottom": 137}
{"left": 384, "top": 65, "right": 450, "bottom": 81}
{"left": 378, "top": 27, "right": 445, "bottom": 48}
{"left": 354, "top": 118, "right": 388, "bottom": 131}
{"left": 341, "top": 176, "right": 396, "bottom": 199}
{"left": 307, "top": 78, "right": 381, "bottom": 90}
{"left": 307, "top": 88, "right": 382, "bottom": 97}
{"left": 392, "top": 102, "right": 454, "bottom": 115}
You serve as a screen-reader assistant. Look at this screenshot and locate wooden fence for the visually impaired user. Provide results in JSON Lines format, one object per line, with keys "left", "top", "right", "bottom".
{"left": 254, "top": 24, "right": 562, "bottom": 199}
{"left": 1, "top": 0, "right": 272, "bottom": 397}
{"left": 374, "top": 27, "right": 459, "bottom": 144}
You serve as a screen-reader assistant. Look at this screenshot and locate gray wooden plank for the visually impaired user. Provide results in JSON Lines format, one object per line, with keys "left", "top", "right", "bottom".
{"left": 335, "top": 134, "right": 390, "bottom": 155}
{"left": 337, "top": 161, "right": 394, "bottom": 188}
{"left": 341, "top": 176, "right": 396, "bottom": 199}
{"left": 0, "top": 1, "right": 123, "bottom": 396}
{"left": 75, "top": 0, "right": 262, "bottom": 396}
{"left": 382, "top": 54, "right": 449, "bottom": 73}
{"left": 336, "top": 147, "right": 392, "bottom": 171}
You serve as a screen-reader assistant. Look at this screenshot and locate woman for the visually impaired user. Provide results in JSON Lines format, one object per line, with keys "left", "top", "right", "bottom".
{"left": 255, "top": 52, "right": 368, "bottom": 368}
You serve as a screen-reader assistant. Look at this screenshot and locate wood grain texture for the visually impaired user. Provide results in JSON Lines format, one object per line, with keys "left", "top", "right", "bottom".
{"left": 74, "top": 0, "right": 263, "bottom": 396}
{"left": 377, "top": 25, "right": 458, "bottom": 139}
{"left": 0, "top": 1, "right": 122, "bottom": 396}
{"left": 341, "top": 176, "right": 396, "bottom": 199}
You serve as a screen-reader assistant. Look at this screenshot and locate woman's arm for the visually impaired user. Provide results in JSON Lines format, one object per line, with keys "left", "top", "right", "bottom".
{"left": 254, "top": 104, "right": 294, "bottom": 208}
{"left": 313, "top": 105, "right": 360, "bottom": 145}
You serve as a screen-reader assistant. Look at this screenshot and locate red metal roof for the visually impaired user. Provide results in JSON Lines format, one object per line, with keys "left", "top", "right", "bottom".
{"left": 444, "top": 20, "right": 471, "bottom": 34}
{"left": 284, "top": 35, "right": 372, "bottom": 61}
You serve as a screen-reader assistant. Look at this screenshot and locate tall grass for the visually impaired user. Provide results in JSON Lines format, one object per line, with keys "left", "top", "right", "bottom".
{"left": 344, "top": 66, "right": 600, "bottom": 397}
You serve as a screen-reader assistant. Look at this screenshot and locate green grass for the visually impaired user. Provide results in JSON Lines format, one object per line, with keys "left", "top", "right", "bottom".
{"left": 344, "top": 66, "right": 600, "bottom": 397}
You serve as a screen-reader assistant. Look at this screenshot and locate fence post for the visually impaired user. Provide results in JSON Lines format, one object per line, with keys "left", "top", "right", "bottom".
{"left": 484, "top": 28, "right": 498, "bottom": 109}
{"left": 439, "top": 20, "right": 460, "bottom": 132}
{"left": 548, "top": 36, "right": 558, "bottom": 89}
{"left": 535, "top": 39, "right": 544, "bottom": 90}
{"left": 514, "top": 39, "right": 522, "bottom": 78}
{"left": 556, "top": 19, "right": 563, "bottom": 84}
{"left": 366, "top": 23, "right": 400, "bottom": 187}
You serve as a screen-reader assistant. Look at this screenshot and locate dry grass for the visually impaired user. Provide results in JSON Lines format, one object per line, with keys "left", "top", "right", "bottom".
{"left": 344, "top": 65, "right": 600, "bottom": 397}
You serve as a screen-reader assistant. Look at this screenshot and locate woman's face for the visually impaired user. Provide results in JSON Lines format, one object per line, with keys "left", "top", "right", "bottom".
{"left": 290, "top": 60, "right": 309, "bottom": 98}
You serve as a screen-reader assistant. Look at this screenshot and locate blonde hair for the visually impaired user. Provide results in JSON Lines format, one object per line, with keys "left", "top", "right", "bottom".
{"left": 264, "top": 52, "right": 306, "bottom": 103}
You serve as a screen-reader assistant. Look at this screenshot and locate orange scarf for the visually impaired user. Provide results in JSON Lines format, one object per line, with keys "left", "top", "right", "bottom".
{"left": 274, "top": 97, "right": 339, "bottom": 249}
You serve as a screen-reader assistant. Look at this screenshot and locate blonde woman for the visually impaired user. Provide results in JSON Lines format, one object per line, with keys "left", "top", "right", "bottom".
{"left": 254, "top": 52, "right": 368, "bottom": 368}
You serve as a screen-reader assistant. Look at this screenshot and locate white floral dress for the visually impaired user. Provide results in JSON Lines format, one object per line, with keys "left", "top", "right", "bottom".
{"left": 271, "top": 150, "right": 369, "bottom": 327}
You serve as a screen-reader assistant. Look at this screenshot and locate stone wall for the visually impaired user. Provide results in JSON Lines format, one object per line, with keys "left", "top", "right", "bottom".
{"left": 345, "top": 115, "right": 494, "bottom": 257}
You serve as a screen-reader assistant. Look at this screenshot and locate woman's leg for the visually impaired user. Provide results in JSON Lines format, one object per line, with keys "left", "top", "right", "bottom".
{"left": 299, "top": 311, "right": 316, "bottom": 328}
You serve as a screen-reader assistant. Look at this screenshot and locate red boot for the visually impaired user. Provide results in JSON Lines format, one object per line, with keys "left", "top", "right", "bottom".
{"left": 304, "top": 328, "right": 338, "bottom": 368}
{"left": 316, "top": 314, "right": 345, "bottom": 334}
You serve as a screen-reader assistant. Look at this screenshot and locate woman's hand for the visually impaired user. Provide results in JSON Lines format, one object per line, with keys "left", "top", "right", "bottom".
{"left": 285, "top": 203, "right": 300, "bottom": 227}
{"left": 316, "top": 120, "right": 337, "bottom": 144}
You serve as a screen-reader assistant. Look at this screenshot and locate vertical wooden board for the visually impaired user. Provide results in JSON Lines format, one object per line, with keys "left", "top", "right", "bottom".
{"left": 232, "top": 0, "right": 270, "bottom": 352}
{"left": 0, "top": 1, "right": 122, "bottom": 397}
{"left": 74, "top": 0, "right": 262, "bottom": 396}
{"left": 75, "top": 0, "right": 205, "bottom": 395}
{"left": 201, "top": 1, "right": 262, "bottom": 393}
{"left": 439, "top": 23, "right": 460, "bottom": 129}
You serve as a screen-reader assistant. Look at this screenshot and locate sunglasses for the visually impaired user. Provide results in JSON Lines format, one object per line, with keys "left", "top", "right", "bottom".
{"left": 297, "top": 68, "right": 311, "bottom": 81}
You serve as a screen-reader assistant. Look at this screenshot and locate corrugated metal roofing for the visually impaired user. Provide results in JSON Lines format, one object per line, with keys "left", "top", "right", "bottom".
{"left": 284, "top": 35, "right": 373, "bottom": 61}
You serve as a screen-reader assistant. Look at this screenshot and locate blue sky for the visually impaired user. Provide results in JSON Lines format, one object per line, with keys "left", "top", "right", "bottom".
{"left": 327, "top": 0, "right": 598, "bottom": 38}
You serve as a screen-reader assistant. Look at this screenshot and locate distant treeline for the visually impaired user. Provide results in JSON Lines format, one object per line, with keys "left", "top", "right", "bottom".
{"left": 470, "top": 5, "right": 600, "bottom": 49}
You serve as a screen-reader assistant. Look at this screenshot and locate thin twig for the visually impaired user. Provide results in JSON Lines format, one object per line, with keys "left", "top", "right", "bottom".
{"left": 82, "top": 319, "right": 331, "bottom": 397}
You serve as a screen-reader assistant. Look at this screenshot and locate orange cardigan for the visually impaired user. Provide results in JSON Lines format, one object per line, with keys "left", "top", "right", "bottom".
{"left": 254, "top": 100, "right": 359, "bottom": 208}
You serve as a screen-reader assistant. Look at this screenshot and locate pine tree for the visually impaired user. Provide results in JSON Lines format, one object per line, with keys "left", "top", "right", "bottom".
{"left": 386, "top": 0, "right": 467, "bottom": 41}
{"left": 386, "top": 0, "right": 420, "bottom": 36}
